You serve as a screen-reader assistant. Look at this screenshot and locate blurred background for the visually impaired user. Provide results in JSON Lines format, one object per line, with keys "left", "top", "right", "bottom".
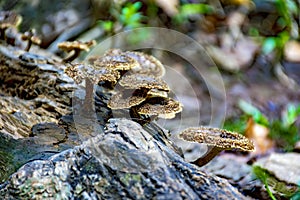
{"left": 1, "top": 0, "right": 300, "bottom": 199}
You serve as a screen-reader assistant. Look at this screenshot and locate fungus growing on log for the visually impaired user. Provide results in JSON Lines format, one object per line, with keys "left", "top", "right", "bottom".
{"left": 0, "top": 11, "right": 22, "bottom": 40}
{"left": 136, "top": 97, "right": 183, "bottom": 119}
{"left": 119, "top": 74, "right": 170, "bottom": 92}
{"left": 147, "top": 89, "right": 168, "bottom": 98}
{"left": 21, "top": 29, "right": 41, "bottom": 51}
{"left": 58, "top": 40, "right": 96, "bottom": 62}
{"left": 96, "top": 49, "right": 166, "bottom": 77}
{"left": 179, "top": 127, "right": 255, "bottom": 167}
{"left": 91, "top": 54, "right": 139, "bottom": 75}
{"left": 65, "top": 64, "right": 120, "bottom": 86}
{"left": 108, "top": 89, "right": 148, "bottom": 109}
{"left": 124, "top": 51, "right": 166, "bottom": 77}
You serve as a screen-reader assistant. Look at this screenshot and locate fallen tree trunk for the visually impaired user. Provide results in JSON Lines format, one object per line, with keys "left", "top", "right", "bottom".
{"left": 0, "top": 44, "right": 248, "bottom": 199}
{"left": 0, "top": 118, "right": 247, "bottom": 199}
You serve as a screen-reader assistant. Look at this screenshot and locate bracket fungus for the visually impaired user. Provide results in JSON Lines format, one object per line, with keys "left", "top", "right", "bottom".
{"left": 98, "top": 49, "right": 166, "bottom": 77}
{"left": 136, "top": 97, "right": 183, "bottom": 119}
{"left": 119, "top": 74, "right": 170, "bottom": 92}
{"left": 124, "top": 51, "right": 166, "bottom": 78}
{"left": 107, "top": 89, "right": 148, "bottom": 109}
{"left": 21, "top": 29, "right": 41, "bottom": 51}
{"left": 65, "top": 64, "right": 120, "bottom": 86}
{"left": 0, "top": 11, "right": 22, "bottom": 40}
{"left": 58, "top": 40, "right": 96, "bottom": 62}
{"left": 91, "top": 54, "right": 139, "bottom": 75}
{"left": 179, "top": 127, "right": 255, "bottom": 167}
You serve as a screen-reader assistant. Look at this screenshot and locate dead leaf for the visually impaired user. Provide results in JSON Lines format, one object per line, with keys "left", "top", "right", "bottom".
{"left": 245, "top": 118, "right": 274, "bottom": 154}
{"left": 284, "top": 40, "right": 300, "bottom": 62}
{"left": 154, "top": 0, "right": 179, "bottom": 16}
{"left": 207, "top": 36, "right": 259, "bottom": 72}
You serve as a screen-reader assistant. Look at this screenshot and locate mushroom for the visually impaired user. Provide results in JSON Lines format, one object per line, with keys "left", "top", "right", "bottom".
{"left": 119, "top": 74, "right": 170, "bottom": 92}
{"left": 58, "top": 40, "right": 96, "bottom": 62}
{"left": 107, "top": 89, "right": 148, "bottom": 109}
{"left": 21, "top": 29, "right": 41, "bottom": 51}
{"left": 99, "top": 49, "right": 166, "bottom": 77}
{"left": 0, "top": 11, "right": 22, "bottom": 40}
{"left": 124, "top": 51, "right": 166, "bottom": 78}
{"left": 179, "top": 127, "right": 255, "bottom": 167}
{"left": 147, "top": 89, "right": 168, "bottom": 98}
{"left": 65, "top": 63, "right": 120, "bottom": 115}
{"left": 65, "top": 63, "right": 120, "bottom": 86}
{"left": 136, "top": 97, "right": 183, "bottom": 119}
{"left": 91, "top": 54, "right": 139, "bottom": 75}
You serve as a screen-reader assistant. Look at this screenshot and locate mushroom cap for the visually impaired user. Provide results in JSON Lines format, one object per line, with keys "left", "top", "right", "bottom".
{"left": 0, "top": 11, "right": 22, "bottom": 29}
{"left": 58, "top": 40, "right": 96, "bottom": 52}
{"left": 21, "top": 29, "right": 41, "bottom": 45}
{"left": 137, "top": 97, "right": 182, "bottom": 119}
{"left": 147, "top": 89, "right": 168, "bottom": 98}
{"left": 99, "top": 49, "right": 166, "bottom": 77}
{"left": 124, "top": 51, "right": 166, "bottom": 78}
{"left": 108, "top": 89, "right": 148, "bottom": 109}
{"left": 119, "top": 74, "right": 170, "bottom": 91}
{"left": 92, "top": 54, "right": 139, "bottom": 71}
{"left": 65, "top": 64, "right": 120, "bottom": 84}
{"left": 179, "top": 127, "right": 255, "bottom": 151}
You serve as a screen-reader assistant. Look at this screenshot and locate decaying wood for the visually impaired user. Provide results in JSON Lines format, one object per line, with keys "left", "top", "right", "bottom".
{"left": 0, "top": 44, "right": 248, "bottom": 199}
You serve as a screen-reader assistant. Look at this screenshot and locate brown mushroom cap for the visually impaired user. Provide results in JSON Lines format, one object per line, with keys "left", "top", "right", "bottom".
{"left": 92, "top": 54, "right": 139, "bottom": 71}
{"left": 65, "top": 64, "right": 120, "bottom": 84}
{"left": 124, "top": 51, "right": 166, "bottom": 78}
{"left": 179, "top": 127, "right": 255, "bottom": 151}
{"left": 58, "top": 40, "right": 96, "bottom": 52}
{"left": 147, "top": 89, "right": 168, "bottom": 98}
{"left": 97, "top": 49, "right": 166, "bottom": 77}
{"left": 21, "top": 29, "right": 41, "bottom": 45}
{"left": 119, "top": 74, "right": 170, "bottom": 92}
{"left": 0, "top": 11, "right": 22, "bottom": 29}
{"left": 137, "top": 97, "right": 182, "bottom": 119}
{"left": 108, "top": 89, "right": 148, "bottom": 109}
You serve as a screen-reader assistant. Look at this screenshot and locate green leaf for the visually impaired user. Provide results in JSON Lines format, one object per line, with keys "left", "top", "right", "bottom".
{"left": 252, "top": 166, "right": 277, "bottom": 200}
{"left": 238, "top": 100, "right": 269, "bottom": 125}
{"left": 249, "top": 27, "right": 259, "bottom": 37}
{"left": 132, "top": 1, "right": 142, "bottom": 11}
{"left": 101, "top": 21, "right": 114, "bottom": 32}
{"left": 179, "top": 3, "right": 213, "bottom": 16}
{"left": 282, "top": 104, "right": 300, "bottom": 127}
{"left": 262, "top": 37, "right": 277, "bottom": 54}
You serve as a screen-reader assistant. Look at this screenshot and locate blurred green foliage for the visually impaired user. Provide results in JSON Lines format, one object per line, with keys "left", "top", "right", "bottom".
{"left": 261, "top": 0, "right": 298, "bottom": 55}
{"left": 98, "top": 1, "right": 145, "bottom": 33}
{"left": 173, "top": 3, "right": 213, "bottom": 24}
{"left": 253, "top": 165, "right": 300, "bottom": 199}
{"left": 253, "top": 166, "right": 277, "bottom": 200}
{"left": 238, "top": 100, "right": 269, "bottom": 126}
{"left": 225, "top": 100, "right": 300, "bottom": 151}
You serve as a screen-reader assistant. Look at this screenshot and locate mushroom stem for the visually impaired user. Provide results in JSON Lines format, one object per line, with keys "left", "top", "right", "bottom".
{"left": 0, "top": 29, "right": 6, "bottom": 40}
{"left": 24, "top": 40, "right": 32, "bottom": 51}
{"left": 63, "top": 49, "right": 80, "bottom": 62}
{"left": 81, "top": 78, "right": 95, "bottom": 116}
{"left": 192, "top": 146, "right": 223, "bottom": 167}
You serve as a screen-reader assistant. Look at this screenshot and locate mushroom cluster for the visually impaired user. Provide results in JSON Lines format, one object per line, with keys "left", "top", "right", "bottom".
{"left": 65, "top": 48, "right": 182, "bottom": 122}
{"left": 95, "top": 49, "right": 182, "bottom": 121}
{"left": 0, "top": 11, "right": 42, "bottom": 51}
{"left": 0, "top": 11, "right": 22, "bottom": 40}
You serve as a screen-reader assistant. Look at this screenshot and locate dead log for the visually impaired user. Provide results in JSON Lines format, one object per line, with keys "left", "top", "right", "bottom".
{"left": 0, "top": 44, "right": 248, "bottom": 199}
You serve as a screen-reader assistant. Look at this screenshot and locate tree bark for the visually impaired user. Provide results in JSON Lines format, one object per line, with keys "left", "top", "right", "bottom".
{"left": 0, "top": 44, "right": 247, "bottom": 199}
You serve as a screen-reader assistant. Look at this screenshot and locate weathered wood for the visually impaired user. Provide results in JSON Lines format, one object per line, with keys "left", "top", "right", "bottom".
{"left": 0, "top": 44, "right": 248, "bottom": 199}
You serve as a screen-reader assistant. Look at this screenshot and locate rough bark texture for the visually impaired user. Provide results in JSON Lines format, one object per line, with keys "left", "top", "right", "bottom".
{"left": 0, "top": 44, "right": 248, "bottom": 199}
